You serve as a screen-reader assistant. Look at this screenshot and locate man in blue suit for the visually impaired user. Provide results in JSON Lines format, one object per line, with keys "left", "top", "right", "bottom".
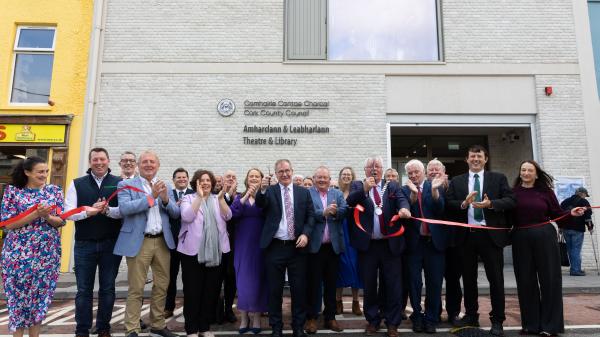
{"left": 114, "top": 150, "right": 180, "bottom": 337}
{"left": 255, "top": 159, "right": 315, "bottom": 337}
{"left": 305, "top": 166, "right": 348, "bottom": 334}
{"left": 401, "top": 159, "right": 447, "bottom": 333}
{"left": 346, "top": 156, "right": 411, "bottom": 337}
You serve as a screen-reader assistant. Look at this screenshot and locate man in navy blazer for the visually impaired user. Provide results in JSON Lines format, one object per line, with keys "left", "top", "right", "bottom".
{"left": 304, "top": 166, "right": 348, "bottom": 334}
{"left": 114, "top": 151, "right": 180, "bottom": 337}
{"left": 346, "top": 156, "right": 411, "bottom": 337}
{"left": 401, "top": 159, "right": 447, "bottom": 333}
{"left": 255, "top": 159, "right": 315, "bottom": 337}
{"left": 446, "top": 145, "right": 516, "bottom": 337}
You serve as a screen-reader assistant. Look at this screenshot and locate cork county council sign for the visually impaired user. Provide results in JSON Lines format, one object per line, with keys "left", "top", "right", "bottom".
{"left": 239, "top": 99, "right": 331, "bottom": 146}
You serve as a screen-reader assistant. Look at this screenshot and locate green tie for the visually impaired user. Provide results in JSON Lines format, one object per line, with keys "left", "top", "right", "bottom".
{"left": 474, "top": 173, "right": 483, "bottom": 222}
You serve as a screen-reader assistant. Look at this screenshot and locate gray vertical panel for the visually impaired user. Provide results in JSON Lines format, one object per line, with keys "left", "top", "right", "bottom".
{"left": 286, "top": 0, "right": 326, "bottom": 60}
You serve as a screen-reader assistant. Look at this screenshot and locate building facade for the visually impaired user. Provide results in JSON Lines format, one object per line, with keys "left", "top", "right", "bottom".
{"left": 0, "top": 0, "right": 94, "bottom": 271}
{"left": 89, "top": 0, "right": 600, "bottom": 267}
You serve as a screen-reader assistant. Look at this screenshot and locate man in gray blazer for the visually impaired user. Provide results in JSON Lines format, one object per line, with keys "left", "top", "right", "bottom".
{"left": 305, "top": 166, "right": 348, "bottom": 334}
{"left": 114, "top": 150, "right": 180, "bottom": 337}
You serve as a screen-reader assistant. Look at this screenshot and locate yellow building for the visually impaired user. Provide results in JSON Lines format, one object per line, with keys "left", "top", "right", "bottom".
{"left": 0, "top": 0, "right": 94, "bottom": 271}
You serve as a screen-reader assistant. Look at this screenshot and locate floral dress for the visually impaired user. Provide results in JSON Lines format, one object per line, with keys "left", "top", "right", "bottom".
{"left": 1, "top": 184, "right": 63, "bottom": 332}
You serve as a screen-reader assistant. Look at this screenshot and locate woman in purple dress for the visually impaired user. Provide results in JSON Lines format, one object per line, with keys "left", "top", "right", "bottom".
{"left": 230, "top": 168, "right": 268, "bottom": 334}
{"left": 335, "top": 167, "right": 363, "bottom": 316}
{"left": 1, "top": 156, "right": 65, "bottom": 337}
{"left": 511, "top": 160, "right": 586, "bottom": 337}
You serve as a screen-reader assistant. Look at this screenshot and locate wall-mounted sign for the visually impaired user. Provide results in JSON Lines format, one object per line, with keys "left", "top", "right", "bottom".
{"left": 0, "top": 124, "right": 66, "bottom": 143}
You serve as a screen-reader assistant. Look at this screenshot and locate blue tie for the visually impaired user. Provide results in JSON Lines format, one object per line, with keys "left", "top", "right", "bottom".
{"left": 474, "top": 174, "right": 483, "bottom": 222}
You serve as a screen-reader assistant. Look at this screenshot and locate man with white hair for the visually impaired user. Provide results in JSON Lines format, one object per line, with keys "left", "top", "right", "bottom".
{"left": 401, "top": 159, "right": 448, "bottom": 333}
{"left": 293, "top": 174, "right": 304, "bottom": 186}
{"left": 346, "top": 156, "right": 411, "bottom": 337}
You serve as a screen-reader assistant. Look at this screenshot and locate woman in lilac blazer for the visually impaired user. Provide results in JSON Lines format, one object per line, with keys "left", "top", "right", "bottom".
{"left": 177, "top": 169, "right": 231, "bottom": 337}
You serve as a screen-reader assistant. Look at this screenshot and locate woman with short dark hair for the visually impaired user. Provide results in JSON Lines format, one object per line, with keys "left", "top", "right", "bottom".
{"left": 511, "top": 160, "right": 586, "bottom": 337}
{"left": 1, "top": 156, "right": 65, "bottom": 337}
{"left": 177, "top": 169, "right": 231, "bottom": 337}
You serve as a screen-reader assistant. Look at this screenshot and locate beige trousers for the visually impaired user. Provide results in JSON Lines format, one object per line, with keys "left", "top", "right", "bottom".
{"left": 124, "top": 236, "right": 171, "bottom": 333}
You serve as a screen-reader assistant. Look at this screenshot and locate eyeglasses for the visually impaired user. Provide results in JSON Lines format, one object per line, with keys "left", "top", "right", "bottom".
{"left": 120, "top": 159, "right": 136, "bottom": 163}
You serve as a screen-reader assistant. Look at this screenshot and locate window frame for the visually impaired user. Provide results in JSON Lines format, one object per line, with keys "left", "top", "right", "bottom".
{"left": 284, "top": 0, "right": 445, "bottom": 63}
{"left": 9, "top": 26, "right": 57, "bottom": 106}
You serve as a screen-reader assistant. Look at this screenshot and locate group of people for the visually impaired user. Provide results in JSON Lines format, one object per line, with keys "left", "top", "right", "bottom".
{"left": 0, "top": 145, "right": 594, "bottom": 337}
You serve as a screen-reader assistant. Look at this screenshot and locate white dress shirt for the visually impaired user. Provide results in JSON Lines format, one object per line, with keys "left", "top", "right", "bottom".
{"left": 274, "top": 183, "right": 295, "bottom": 240}
{"left": 368, "top": 180, "right": 384, "bottom": 239}
{"left": 64, "top": 172, "right": 122, "bottom": 221}
{"left": 141, "top": 176, "right": 163, "bottom": 235}
{"left": 467, "top": 170, "right": 486, "bottom": 226}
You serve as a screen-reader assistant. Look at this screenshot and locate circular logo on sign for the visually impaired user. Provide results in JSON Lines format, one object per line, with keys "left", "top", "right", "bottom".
{"left": 217, "top": 99, "right": 236, "bottom": 117}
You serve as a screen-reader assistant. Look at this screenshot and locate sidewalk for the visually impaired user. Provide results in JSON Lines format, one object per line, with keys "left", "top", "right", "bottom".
{"left": 49, "top": 265, "right": 600, "bottom": 300}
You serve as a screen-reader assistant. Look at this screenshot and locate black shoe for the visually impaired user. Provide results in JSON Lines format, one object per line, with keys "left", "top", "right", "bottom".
{"left": 570, "top": 271, "right": 586, "bottom": 276}
{"left": 270, "top": 329, "right": 283, "bottom": 337}
{"left": 149, "top": 328, "right": 179, "bottom": 337}
{"left": 140, "top": 320, "right": 148, "bottom": 330}
{"left": 448, "top": 315, "right": 460, "bottom": 326}
{"left": 225, "top": 310, "right": 238, "bottom": 323}
{"left": 423, "top": 322, "right": 437, "bottom": 334}
{"left": 126, "top": 332, "right": 138, "bottom": 337}
{"left": 490, "top": 322, "right": 504, "bottom": 336}
{"left": 411, "top": 320, "right": 423, "bottom": 333}
{"left": 455, "top": 314, "right": 480, "bottom": 328}
{"left": 292, "top": 329, "right": 307, "bottom": 337}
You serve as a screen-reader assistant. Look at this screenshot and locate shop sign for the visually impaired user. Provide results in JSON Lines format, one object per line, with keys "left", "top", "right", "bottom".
{"left": 0, "top": 124, "right": 66, "bottom": 143}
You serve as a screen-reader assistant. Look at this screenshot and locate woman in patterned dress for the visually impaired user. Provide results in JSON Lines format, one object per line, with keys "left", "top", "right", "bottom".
{"left": 1, "top": 156, "right": 65, "bottom": 337}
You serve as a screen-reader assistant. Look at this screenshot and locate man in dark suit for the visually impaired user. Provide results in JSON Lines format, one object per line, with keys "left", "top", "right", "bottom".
{"left": 401, "top": 159, "right": 447, "bottom": 333}
{"left": 164, "top": 168, "right": 193, "bottom": 318}
{"left": 446, "top": 145, "right": 516, "bottom": 337}
{"left": 346, "top": 156, "right": 411, "bottom": 337}
{"left": 255, "top": 159, "right": 315, "bottom": 337}
{"left": 305, "top": 166, "right": 348, "bottom": 334}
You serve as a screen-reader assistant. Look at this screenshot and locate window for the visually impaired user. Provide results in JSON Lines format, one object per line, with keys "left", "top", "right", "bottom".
{"left": 286, "top": 0, "right": 441, "bottom": 61}
{"left": 589, "top": 1, "right": 600, "bottom": 96}
{"left": 10, "top": 26, "right": 56, "bottom": 104}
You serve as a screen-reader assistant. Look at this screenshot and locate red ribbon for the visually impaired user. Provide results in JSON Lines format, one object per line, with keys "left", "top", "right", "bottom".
{"left": 0, "top": 185, "right": 151, "bottom": 228}
{"left": 353, "top": 204, "right": 405, "bottom": 238}
{"left": 353, "top": 205, "right": 600, "bottom": 234}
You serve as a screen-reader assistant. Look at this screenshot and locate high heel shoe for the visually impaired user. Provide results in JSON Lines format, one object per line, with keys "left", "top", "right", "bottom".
{"left": 336, "top": 300, "right": 343, "bottom": 315}
{"left": 238, "top": 327, "right": 250, "bottom": 334}
{"left": 250, "top": 327, "right": 262, "bottom": 334}
{"left": 352, "top": 300, "right": 363, "bottom": 315}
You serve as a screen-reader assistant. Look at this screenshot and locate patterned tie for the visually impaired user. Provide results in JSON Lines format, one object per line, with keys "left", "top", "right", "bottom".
{"left": 417, "top": 185, "right": 430, "bottom": 235}
{"left": 372, "top": 186, "right": 387, "bottom": 235}
{"left": 284, "top": 186, "right": 295, "bottom": 239}
{"left": 178, "top": 191, "right": 184, "bottom": 200}
{"left": 474, "top": 173, "right": 484, "bottom": 222}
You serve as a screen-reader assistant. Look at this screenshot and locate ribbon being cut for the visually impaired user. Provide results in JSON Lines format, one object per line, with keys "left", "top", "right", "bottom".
{"left": 0, "top": 185, "right": 151, "bottom": 228}
{"left": 352, "top": 203, "right": 600, "bottom": 237}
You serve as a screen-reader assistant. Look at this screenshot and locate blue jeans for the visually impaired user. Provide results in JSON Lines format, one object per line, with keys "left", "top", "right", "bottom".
{"left": 74, "top": 239, "right": 122, "bottom": 336}
{"left": 563, "top": 229, "right": 584, "bottom": 273}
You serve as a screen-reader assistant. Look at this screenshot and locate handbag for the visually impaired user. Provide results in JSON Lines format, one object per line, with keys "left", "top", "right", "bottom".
{"left": 558, "top": 232, "right": 570, "bottom": 267}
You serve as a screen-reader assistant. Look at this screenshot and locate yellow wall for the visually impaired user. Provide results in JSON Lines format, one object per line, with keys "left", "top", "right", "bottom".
{"left": 0, "top": 1, "right": 94, "bottom": 272}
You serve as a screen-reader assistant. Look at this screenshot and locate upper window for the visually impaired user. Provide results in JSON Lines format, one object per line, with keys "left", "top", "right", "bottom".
{"left": 589, "top": 1, "right": 600, "bottom": 97}
{"left": 286, "top": 0, "right": 441, "bottom": 61}
{"left": 10, "top": 26, "right": 56, "bottom": 104}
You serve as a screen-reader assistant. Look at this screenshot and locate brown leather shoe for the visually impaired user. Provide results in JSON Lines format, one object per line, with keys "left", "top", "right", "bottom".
{"left": 336, "top": 300, "right": 343, "bottom": 315}
{"left": 164, "top": 309, "right": 173, "bottom": 318}
{"left": 97, "top": 331, "right": 112, "bottom": 337}
{"left": 304, "top": 318, "right": 318, "bottom": 334}
{"left": 365, "top": 323, "right": 379, "bottom": 336}
{"left": 386, "top": 325, "right": 399, "bottom": 337}
{"left": 324, "top": 319, "right": 343, "bottom": 332}
{"left": 352, "top": 300, "right": 363, "bottom": 315}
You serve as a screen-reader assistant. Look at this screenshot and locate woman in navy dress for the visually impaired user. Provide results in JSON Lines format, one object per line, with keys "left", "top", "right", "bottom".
{"left": 335, "top": 167, "right": 363, "bottom": 315}
{"left": 230, "top": 168, "right": 268, "bottom": 334}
